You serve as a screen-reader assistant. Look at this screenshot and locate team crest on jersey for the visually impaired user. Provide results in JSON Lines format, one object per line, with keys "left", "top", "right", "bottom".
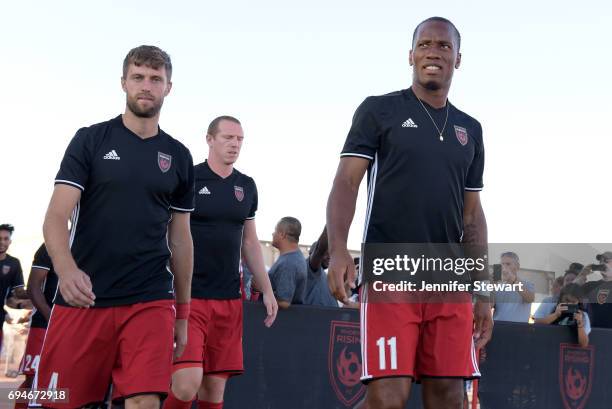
{"left": 454, "top": 125, "right": 468, "bottom": 146}
{"left": 158, "top": 152, "right": 172, "bottom": 173}
{"left": 559, "top": 343, "right": 594, "bottom": 409}
{"left": 328, "top": 321, "right": 365, "bottom": 407}
{"left": 597, "top": 289, "right": 609, "bottom": 305}
{"left": 234, "top": 186, "right": 244, "bottom": 202}
{"left": 2, "top": 265, "right": 10, "bottom": 275}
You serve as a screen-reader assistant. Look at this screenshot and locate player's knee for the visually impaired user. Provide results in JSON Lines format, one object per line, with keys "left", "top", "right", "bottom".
{"left": 200, "top": 376, "right": 227, "bottom": 402}
{"left": 125, "top": 394, "right": 160, "bottom": 409}
{"left": 172, "top": 378, "right": 200, "bottom": 401}
{"left": 424, "top": 380, "right": 464, "bottom": 408}
{"left": 365, "top": 391, "right": 407, "bottom": 409}
{"left": 434, "top": 388, "right": 463, "bottom": 408}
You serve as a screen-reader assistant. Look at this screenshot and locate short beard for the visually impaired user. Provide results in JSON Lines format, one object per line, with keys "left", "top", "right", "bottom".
{"left": 424, "top": 81, "right": 441, "bottom": 91}
{"left": 126, "top": 97, "right": 163, "bottom": 118}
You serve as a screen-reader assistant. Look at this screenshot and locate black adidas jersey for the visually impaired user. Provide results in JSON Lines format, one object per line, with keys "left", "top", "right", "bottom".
{"left": 0, "top": 254, "right": 24, "bottom": 322}
{"left": 30, "top": 244, "right": 58, "bottom": 329}
{"left": 191, "top": 161, "right": 257, "bottom": 299}
{"left": 54, "top": 115, "right": 195, "bottom": 307}
{"left": 341, "top": 87, "right": 485, "bottom": 244}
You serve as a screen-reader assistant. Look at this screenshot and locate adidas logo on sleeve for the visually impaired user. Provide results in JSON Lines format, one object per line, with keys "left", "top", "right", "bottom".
{"left": 103, "top": 150, "right": 121, "bottom": 160}
{"left": 402, "top": 118, "right": 418, "bottom": 128}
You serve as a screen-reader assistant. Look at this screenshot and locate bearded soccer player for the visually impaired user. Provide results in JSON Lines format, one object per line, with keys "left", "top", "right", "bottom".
{"left": 40, "top": 45, "right": 195, "bottom": 409}
{"left": 163, "top": 116, "right": 278, "bottom": 409}
{"left": 326, "top": 17, "right": 492, "bottom": 409}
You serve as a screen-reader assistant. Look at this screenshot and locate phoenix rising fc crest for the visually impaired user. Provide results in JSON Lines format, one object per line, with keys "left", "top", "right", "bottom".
{"left": 329, "top": 321, "right": 365, "bottom": 407}
{"left": 234, "top": 186, "right": 244, "bottom": 202}
{"left": 158, "top": 152, "right": 172, "bottom": 173}
{"left": 454, "top": 125, "right": 468, "bottom": 146}
{"left": 559, "top": 343, "right": 594, "bottom": 409}
{"left": 2, "top": 265, "right": 10, "bottom": 275}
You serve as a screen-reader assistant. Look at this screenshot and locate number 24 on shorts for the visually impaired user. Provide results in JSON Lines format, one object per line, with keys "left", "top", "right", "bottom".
{"left": 376, "top": 337, "right": 398, "bottom": 370}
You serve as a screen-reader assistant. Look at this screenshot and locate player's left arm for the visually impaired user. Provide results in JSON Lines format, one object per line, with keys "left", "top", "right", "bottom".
{"left": 168, "top": 211, "right": 193, "bottom": 358}
{"left": 463, "top": 191, "right": 493, "bottom": 349}
{"left": 242, "top": 219, "right": 278, "bottom": 327}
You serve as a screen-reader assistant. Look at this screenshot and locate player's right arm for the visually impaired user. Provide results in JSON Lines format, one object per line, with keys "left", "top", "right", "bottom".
{"left": 43, "top": 185, "right": 95, "bottom": 307}
{"left": 326, "top": 157, "right": 369, "bottom": 303}
{"left": 27, "top": 267, "right": 52, "bottom": 322}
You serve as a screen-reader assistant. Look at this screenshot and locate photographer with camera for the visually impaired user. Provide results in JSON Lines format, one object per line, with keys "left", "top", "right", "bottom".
{"left": 574, "top": 252, "right": 612, "bottom": 328}
{"left": 536, "top": 283, "right": 590, "bottom": 347}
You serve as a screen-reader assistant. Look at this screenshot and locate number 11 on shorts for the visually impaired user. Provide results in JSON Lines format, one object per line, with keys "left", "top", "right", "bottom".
{"left": 376, "top": 337, "right": 397, "bottom": 370}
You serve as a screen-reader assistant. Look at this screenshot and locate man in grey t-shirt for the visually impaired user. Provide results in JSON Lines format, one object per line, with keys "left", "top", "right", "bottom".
{"left": 269, "top": 217, "right": 307, "bottom": 309}
{"left": 304, "top": 229, "right": 338, "bottom": 308}
{"left": 492, "top": 252, "right": 535, "bottom": 322}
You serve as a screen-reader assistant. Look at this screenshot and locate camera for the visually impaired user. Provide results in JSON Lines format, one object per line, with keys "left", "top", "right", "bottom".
{"left": 591, "top": 264, "right": 607, "bottom": 272}
{"left": 562, "top": 303, "right": 579, "bottom": 315}
{"left": 493, "top": 264, "right": 502, "bottom": 281}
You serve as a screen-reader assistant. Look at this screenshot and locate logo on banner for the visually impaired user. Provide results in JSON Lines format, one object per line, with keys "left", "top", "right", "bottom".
{"left": 158, "top": 152, "right": 172, "bottom": 173}
{"left": 2, "top": 265, "right": 10, "bottom": 275}
{"left": 329, "top": 321, "right": 365, "bottom": 407}
{"left": 234, "top": 186, "right": 244, "bottom": 202}
{"left": 597, "top": 289, "right": 609, "bottom": 305}
{"left": 454, "top": 125, "right": 468, "bottom": 146}
{"left": 559, "top": 343, "right": 594, "bottom": 409}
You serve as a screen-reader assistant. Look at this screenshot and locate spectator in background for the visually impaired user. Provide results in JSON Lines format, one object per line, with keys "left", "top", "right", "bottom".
{"left": 576, "top": 252, "right": 612, "bottom": 328}
{"left": 492, "top": 252, "right": 535, "bottom": 322}
{"left": 537, "top": 284, "right": 590, "bottom": 347}
{"left": 304, "top": 228, "right": 338, "bottom": 308}
{"left": 0, "top": 224, "right": 27, "bottom": 350}
{"left": 564, "top": 262, "right": 583, "bottom": 287}
{"left": 269, "top": 217, "right": 307, "bottom": 309}
{"left": 533, "top": 276, "right": 564, "bottom": 324}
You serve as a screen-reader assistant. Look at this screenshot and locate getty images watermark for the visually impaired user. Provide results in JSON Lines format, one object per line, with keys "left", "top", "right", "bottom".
{"left": 355, "top": 243, "right": 611, "bottom": 303}
{"left": 369, "top": 253, "right": 525, "bottom": 293}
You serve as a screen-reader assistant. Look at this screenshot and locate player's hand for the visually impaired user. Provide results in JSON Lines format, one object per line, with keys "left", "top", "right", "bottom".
{"left": 174, "top": 318, "right": 188, "bottom": 360}
{"left": 328, "top": 249, "right": 355, "bottom": 304}
{"left": 262, "top": 291, "right": 278, "bottom": 328}
{"left": 57, "top": 268, "right": 95, "bottom": 307}
{"left": 479, "top": 347, "right": 487, "bottom": 364}
{"left": 473, "top": 296, "right": 494, "bottom": 350}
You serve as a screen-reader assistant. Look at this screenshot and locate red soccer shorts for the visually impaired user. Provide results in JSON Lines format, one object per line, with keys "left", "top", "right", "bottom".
{"left": 360, "top": 284, "right": 480, "bottom": 382}
{"left": 173, "top": 299, "right": 244, "bottom": 376}
{"left": 19, "top": 327, "right": 46, "bottom": 377}
{"left": 36, "top": 299, "right": 175, "bottom": 408}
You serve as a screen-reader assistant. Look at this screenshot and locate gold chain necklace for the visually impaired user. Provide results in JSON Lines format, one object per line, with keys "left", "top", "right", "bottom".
{"left": 416, "top": 96, "right": 449, "bottom": 142}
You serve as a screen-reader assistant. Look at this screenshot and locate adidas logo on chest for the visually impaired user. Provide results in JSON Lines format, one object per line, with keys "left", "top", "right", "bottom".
{"left": 199, "top": 186, "right": 211, "bottom": 195}
{"left": 401, "top": 118, "right": 418, "bottom": 128}
{"left": 103, "top": 150, "right": 121, "bottom": 160}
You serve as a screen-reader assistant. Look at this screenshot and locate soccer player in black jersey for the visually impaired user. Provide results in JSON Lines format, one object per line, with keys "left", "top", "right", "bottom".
{"left": 40, "top": 46, "right": 195, "bottom": 409}
{"left": 327, "top": 17, "right": 492, "bottom": 409}
{"left": 163, "top": 116, "right": 277, "bottom": 409}
{"left": 15, "top": 243, "right": 58, "bottom": 409}
{"left": 0, "top": 223, "right": 26, "bottom": 349}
